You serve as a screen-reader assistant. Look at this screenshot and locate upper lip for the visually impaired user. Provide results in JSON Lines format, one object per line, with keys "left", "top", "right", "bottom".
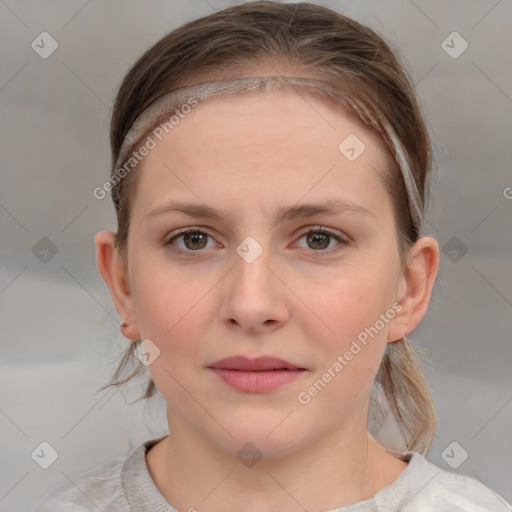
{"left": 208, "top": 356, "right": 305, "bottom": 371}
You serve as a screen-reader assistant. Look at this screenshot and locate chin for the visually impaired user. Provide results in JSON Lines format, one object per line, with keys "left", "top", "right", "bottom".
{"left": 211, "top": 414, "right": 312, "bottom": 460}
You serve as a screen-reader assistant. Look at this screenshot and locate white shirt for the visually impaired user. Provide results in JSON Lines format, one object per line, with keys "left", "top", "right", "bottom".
{"left": 32, "top": 437, "right": 511, "bottom": 511}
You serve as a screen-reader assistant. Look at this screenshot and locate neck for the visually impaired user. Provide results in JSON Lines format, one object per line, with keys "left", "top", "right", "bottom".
{"left": 146, "top": 411, "right": 407, "bottom": 512}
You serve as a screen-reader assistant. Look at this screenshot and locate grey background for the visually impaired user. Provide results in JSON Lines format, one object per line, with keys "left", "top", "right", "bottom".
{"left": 1, "top": 0, "right": 511, "bottom": 510}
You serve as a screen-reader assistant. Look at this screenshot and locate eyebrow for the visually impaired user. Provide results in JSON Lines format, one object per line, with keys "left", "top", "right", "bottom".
{"left": 145, "top": 199, "right": 376, "bottom": 226}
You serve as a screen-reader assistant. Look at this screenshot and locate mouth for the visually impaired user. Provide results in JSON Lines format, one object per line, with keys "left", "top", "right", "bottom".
{"left": 208, "top": 355, "right": 306, "bottom": 371}
{"left": 207, "top": 356, "right": 307, "bottom": 393}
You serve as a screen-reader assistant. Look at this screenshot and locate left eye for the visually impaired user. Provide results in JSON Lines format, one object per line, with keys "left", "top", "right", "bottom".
{"left": 295, "top": 227, "right": 345, "bottom": 252}
{"left": 165, "top": 227, "right": 346, "bottom": 254}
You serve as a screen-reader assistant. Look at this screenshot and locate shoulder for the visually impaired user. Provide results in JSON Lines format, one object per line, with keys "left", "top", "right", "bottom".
{"left": 31, "top": 442, "right": 144, "bottom": 512}
{"left": 393, "top": 452, "right": 511, "bottom": 511}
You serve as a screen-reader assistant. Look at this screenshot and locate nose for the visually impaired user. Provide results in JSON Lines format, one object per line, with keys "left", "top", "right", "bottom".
{"left": 220, "top": 238, "right": 290, "bottom": 335}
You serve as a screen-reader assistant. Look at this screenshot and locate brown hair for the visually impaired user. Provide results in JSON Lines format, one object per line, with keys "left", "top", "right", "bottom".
{"left": 101, "top": 1, "right": 437, "bottom": 454}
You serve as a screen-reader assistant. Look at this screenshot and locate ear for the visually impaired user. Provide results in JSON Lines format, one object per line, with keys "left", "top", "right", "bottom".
{"left": 387, "top": 235, "right": 439, "bottom": 342}
{"left": 94, "top": 230, "right": 140, "bottom": 340}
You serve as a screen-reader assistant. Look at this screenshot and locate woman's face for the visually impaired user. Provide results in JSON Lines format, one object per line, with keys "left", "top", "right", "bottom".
{"left": 123, "top": 88, "right": 409, "bottom": 456}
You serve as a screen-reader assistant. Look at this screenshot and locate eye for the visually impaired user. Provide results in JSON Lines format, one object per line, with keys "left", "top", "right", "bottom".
{"left": 294, "top": 226, "right": 347, "bottom": 253}
{"left": 165, "top": 228, "right": 217, "bottom": 254}
{"left": 164, "top": 226, "right": 348, "bottom": 256}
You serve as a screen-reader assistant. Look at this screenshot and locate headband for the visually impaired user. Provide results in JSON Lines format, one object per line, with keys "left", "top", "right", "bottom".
{"left": 114, "top": 76, "right": 422, "bottom": 230}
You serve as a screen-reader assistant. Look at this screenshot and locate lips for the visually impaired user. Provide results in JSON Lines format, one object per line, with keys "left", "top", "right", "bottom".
{"left": 207, "top": 356, "right": 307, "bottom": 393}
{"left": 208, "top": 356, "right": 304, "bottom": 372}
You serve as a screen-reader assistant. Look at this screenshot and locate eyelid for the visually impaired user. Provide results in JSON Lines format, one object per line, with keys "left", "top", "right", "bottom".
{"left": 294, "top": 225, "right": 348, "bottom": 243}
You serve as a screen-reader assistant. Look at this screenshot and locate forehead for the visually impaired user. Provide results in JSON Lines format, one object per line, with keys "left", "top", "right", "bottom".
{"left": 132, "top": 87, "right": 394, "bottom": 218}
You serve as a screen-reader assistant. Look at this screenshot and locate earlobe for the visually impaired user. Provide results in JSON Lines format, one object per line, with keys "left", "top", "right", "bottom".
{"left": 387, "top": 236, "right": 440, "bottom": 342}
{"left": 94, "top": 230, "right": 140, "bottom": 339}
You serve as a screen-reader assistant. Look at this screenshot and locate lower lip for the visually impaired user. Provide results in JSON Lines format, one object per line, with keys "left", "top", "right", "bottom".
{"left": 209, "top": 368, "right": 305, "bottom": 393}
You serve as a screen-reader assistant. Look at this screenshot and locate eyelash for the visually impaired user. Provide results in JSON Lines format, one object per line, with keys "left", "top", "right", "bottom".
{"left": 164, "top": 226, "right": 348, "bottom": 257}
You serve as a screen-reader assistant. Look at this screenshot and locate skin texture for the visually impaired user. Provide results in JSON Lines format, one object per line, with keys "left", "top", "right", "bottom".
{"left": 95, "top": 86, "right": 439, "bottom": 511}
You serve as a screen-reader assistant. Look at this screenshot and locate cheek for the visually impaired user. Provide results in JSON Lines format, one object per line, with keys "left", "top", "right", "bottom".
{"left": 128, "top": 265, "right": 204, "bottom": 380}
{"left": 297, "top": 279, "right": 390, "bottom": 412}
{"left": 129, "top": 247, "right": 202, "bottom": 332}
{"left": 299, "top": 269, "right": 395, "bottom": 390}
{"left": 131, "top": 273, "right": 207, "bottom": 405}
{"left": 302, "top": 267, "right": 395, "bottom": 340}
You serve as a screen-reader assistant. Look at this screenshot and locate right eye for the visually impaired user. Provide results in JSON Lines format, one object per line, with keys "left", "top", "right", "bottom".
{"left": 164, "top": 228, "right": 218, "bottom": 254}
